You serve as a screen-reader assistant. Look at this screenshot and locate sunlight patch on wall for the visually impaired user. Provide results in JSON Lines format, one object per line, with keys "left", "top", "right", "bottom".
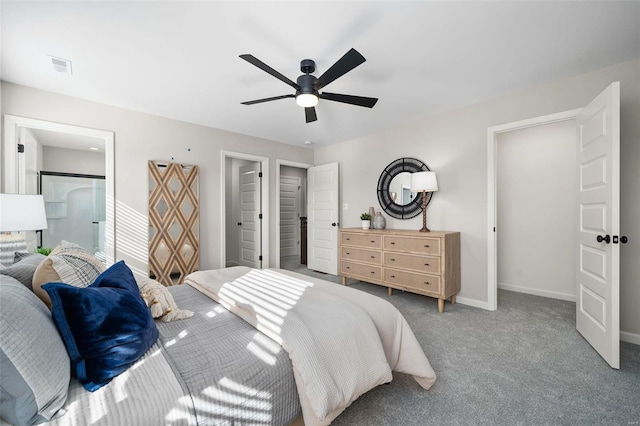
{"left": 115, "top": 199, "right": 148, "bottom": 264}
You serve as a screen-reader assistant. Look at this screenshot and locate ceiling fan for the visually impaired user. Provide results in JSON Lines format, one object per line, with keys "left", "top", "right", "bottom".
{"left": 240, "top": 48, "right": 378, "bottom": 123}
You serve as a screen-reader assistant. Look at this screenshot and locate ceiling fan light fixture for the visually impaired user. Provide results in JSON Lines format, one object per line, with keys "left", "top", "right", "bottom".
{"left": 296, "top": 93, "right": 319, "bottom": 107}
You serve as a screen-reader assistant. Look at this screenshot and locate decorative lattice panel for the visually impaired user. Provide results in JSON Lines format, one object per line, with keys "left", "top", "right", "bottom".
{"left": 148, "top": 161, "right": 199, "bottom": 286}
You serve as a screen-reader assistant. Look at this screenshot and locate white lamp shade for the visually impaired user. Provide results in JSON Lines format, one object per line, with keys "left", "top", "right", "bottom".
{"left": 0, "top": 194, "right": 48, "bottom": 232}
{"left": 410, "top": 171, "right": 438, "bottom": 192}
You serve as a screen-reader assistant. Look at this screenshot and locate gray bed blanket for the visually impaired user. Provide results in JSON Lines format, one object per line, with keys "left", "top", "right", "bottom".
{"left": 160, "top": 284, "right": 301, "bottom": 426}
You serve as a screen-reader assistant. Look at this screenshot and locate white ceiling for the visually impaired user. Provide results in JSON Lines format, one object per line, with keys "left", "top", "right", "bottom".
{"left": 2, "top": 1, "right": 639, "bottom": 148}
{"left": 29, "top": 128, "right": 105, "bottom": 153}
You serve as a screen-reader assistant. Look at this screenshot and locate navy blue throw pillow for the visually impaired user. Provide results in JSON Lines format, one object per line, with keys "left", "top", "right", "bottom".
{"left": 43, "top": 261, "right": 158, "bottom": 391}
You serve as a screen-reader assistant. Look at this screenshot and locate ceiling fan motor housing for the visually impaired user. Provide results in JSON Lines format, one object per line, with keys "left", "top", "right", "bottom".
{"left": 296, "top": 74, "right": 318, "bottom": 96}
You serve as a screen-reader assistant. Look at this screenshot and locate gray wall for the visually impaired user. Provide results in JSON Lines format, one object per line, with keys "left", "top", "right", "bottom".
{"left": 1, "top": 82, "right": 314, "bottom": 277}
{"left": 314, "top": 58, "right": 640, "bottom": 339}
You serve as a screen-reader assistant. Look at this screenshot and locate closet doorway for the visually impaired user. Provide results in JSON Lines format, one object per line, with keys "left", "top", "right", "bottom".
{"left": 276, "top": 160, "right": 312, "bottom": 270}
{"left": 495, "top": 119, "right": 577, "bottom": 302}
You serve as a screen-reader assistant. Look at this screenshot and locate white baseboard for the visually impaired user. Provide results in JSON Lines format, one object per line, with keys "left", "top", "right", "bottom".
{"left": 498, "top": 282, "right": 576, "bottom": 302}
{"left": 455, "top": 296, "right": 491, "bottom": 311}
{"left": 621, "top": 331, "right": 640, "bottom": 346}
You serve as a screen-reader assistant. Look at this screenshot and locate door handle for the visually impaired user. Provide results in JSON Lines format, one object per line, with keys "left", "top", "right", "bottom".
{"left": 613, "top": 235, "right": 629, "bottom": 244}
{"left": 331, "top": 222, "right": 339, "bottom": 227}
{"left": 237, "top": 222, "right": 242, "bottom": 226}
{"left": 596, "top": 235, "right": 611, "bottom": 244}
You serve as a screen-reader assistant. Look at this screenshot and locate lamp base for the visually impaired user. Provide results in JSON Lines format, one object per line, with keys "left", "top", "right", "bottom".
{"left": 418, "top": 191, "right": 431, "bottom": 233}
{"left": 0, "top": 232, "right": 27, "bottom": 266}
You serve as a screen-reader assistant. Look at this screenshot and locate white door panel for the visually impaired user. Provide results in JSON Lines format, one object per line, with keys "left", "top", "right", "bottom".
{"left": 307, "top": 162, "right": 339, "bottom": 275}
{"left": 239, "top": 162, "right": 261, "bottom": 268}
{"left": 280, "top": 176, "right": 300, "bottom": 257}
{"left": 576, "top": 81, "right": 620, "bottom": 369}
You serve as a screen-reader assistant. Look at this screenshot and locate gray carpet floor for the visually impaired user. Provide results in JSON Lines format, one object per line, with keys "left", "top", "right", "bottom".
{"left": 279, "top": 255, "right": 640, "bottom": 425}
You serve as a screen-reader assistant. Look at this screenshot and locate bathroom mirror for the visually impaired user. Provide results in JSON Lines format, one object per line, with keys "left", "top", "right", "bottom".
{"left": 377, "top": 157, "right": 432, "bottom": 219}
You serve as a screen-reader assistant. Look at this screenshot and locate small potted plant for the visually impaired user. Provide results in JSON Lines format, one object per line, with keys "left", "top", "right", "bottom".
{"left": 360, "top": 212, "right": 372, "bottom": 229}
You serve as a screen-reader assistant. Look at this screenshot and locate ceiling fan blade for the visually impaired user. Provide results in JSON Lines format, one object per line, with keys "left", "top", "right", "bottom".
{"left": 305, "top": 107, "right": 318, "bottom": 123}
{"left": 319, "top": 92, "right": 378, "bottom": 108}
{"left": 241, "top": 94, "right": 295, "bottom": 105}
{"left": 316, "top": 48, "right": 366, "bottom": 90}
{"left": 240, "top": 54, "right": 300, "bottom": 89}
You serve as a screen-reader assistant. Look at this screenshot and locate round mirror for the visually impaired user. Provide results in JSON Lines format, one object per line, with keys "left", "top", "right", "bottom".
{"left": 377, "top": 157, "right": 432, "bottom": 219}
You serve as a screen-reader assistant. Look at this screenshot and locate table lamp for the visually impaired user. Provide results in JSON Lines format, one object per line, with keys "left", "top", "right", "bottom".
{"left": 410, "top": 171, "right": 438, "bottom": 232}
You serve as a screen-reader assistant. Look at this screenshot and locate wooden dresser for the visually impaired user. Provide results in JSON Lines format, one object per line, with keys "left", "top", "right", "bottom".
{"left": 339, "top": 228, "right": 460, "bottom": 312}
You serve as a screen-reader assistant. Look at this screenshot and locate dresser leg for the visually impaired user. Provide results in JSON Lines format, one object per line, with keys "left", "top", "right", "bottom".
{"left": 388, "top": 287, "right": 393, "bottom": 296}
{"left": 342, "top": 276, "right": 347, "bottom": 286}
{"left": 450, "top": 294, "right": 456, "bottom": 305}
{"left": 438, "top": 298, "right": 445, "bottom": 313}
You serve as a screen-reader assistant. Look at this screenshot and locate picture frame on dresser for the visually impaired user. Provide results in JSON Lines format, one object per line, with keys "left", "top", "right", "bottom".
{"left": 339, "top": 228, "right": 460, "bottom": 312}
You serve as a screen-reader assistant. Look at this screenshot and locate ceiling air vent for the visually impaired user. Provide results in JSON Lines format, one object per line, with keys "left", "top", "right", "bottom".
{"left": 49, "top": 56, "right": 72, "bottom": 74}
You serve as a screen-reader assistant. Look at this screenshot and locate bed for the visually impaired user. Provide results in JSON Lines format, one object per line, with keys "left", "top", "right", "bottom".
{"left": 0, "top": 246, "right": 436, "bottom": 426}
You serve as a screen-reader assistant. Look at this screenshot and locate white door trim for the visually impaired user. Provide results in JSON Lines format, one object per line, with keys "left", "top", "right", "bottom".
{"left": 486, "top": 108, "right": 581, "bottom": 311}
{"left": 2, "top": 115, "right": 116, "bottom": 265}
{"left": 220, "top": 150, "right": 269, "bottom": 269}
{"left": 275, "top": 159, "right": 312, "bottom": 269}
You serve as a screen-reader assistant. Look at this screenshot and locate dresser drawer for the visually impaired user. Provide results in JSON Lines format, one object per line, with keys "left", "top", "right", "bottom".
{"left": 341, "top": 247, "right": 381, "bottom": 265}
{"left": 341, "top": 233, "right": 382, "bottom": 249}
{"left": 383, "top": 235, "right": 440, "bottom": 255}
{"left": 341, "top": 261, "right": 382, "bottom": 281}
{"left": 383, "top": 252, "right": 440, "bottom": 274}
{"left": 384, "top": 268, "right": 441, "bottom": 294}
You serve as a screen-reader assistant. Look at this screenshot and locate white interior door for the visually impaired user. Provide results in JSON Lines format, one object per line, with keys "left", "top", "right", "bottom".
{"left": 307, "top": 162, "right": 339, "bottom": 275}
{"left": 239, "top": 162, "right": 262, "bottom": 268}
{"left": 280, "top": 175, "right": 300, "bottom": 257}
{"left": 576, "top": 81, "right": 620, "bottom": 369}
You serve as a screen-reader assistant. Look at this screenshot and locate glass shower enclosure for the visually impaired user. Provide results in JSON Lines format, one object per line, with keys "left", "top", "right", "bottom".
{"left": 39, "top": 172, "right": 106, "bottom": 261}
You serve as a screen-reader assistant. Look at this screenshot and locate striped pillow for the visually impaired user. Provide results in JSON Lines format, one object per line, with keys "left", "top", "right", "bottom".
{"left": 32, "top": 241, "right": 106, "bottom": 308}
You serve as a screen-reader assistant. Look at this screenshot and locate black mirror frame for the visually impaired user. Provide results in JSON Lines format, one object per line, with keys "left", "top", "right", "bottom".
{"left": 377, "top": 157, "right": 432, "bottom": 219}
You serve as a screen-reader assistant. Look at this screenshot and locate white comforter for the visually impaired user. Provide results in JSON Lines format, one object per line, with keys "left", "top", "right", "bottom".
{"left": 185, "top": 267, "right": 436, "bottom": 426}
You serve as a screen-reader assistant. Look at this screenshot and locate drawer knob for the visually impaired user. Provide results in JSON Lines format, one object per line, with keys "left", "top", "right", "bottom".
{"left": 370, "top": 240, "right": 375, "bottom": 243}
{"left": 390, "top": 258, "right": 395, "bottom": 261}
{"left": 424, "top": 245, "right": 430, "bottom": 248}
{"left": 346, "top": 252, "right": 350, "bottom": 255}
{"left": 371, "top": 271, "right": 376, "bottom": 274}
{"left": 424, "top": 263, "right": 429, "bottom": 266}
{"left": 346, "top": 266, "right": 350, "bottom": 269}
{"left": 346, "top": 238, "right": 350, "bottom": 241}
{"left": 390, "top": 275, "right": 396, "bottom": 278}
{"left": 424, "top": 281, "right": 430, "bottom": 285}
{"left": 370, "top": 255, "right": 375, "bottom": 259}
{"left": 390, "top": 242, "right": 396, "bottom": 245}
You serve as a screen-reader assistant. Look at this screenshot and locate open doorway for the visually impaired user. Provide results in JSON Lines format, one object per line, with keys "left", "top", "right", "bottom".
{"left": 2, "top": 115, "right": 115, "bottom": 263}
{"left": 495, "top": 119, "right": 577, "bottom": 303}
{"left": 275, "top": 159, "right": 312, "bottom": 271}
{"left": 221, "top": 151, "right": 268, "bottom": 269}
{"left": 487, "top": 109, "right": 581, "bottom": 311}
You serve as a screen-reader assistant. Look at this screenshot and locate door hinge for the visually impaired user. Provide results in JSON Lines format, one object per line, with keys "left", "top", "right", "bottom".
{"left": 259, "top": 172, "right": 263, "bottom": 178}
{"left": 17, "top": 143, "right": 25, "bottom": 153}
{"left": 259, "top": 255, "right": 263, "bottom": 261}
{"left": 259, "top": 213, "right": 263, "bottom": 219}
